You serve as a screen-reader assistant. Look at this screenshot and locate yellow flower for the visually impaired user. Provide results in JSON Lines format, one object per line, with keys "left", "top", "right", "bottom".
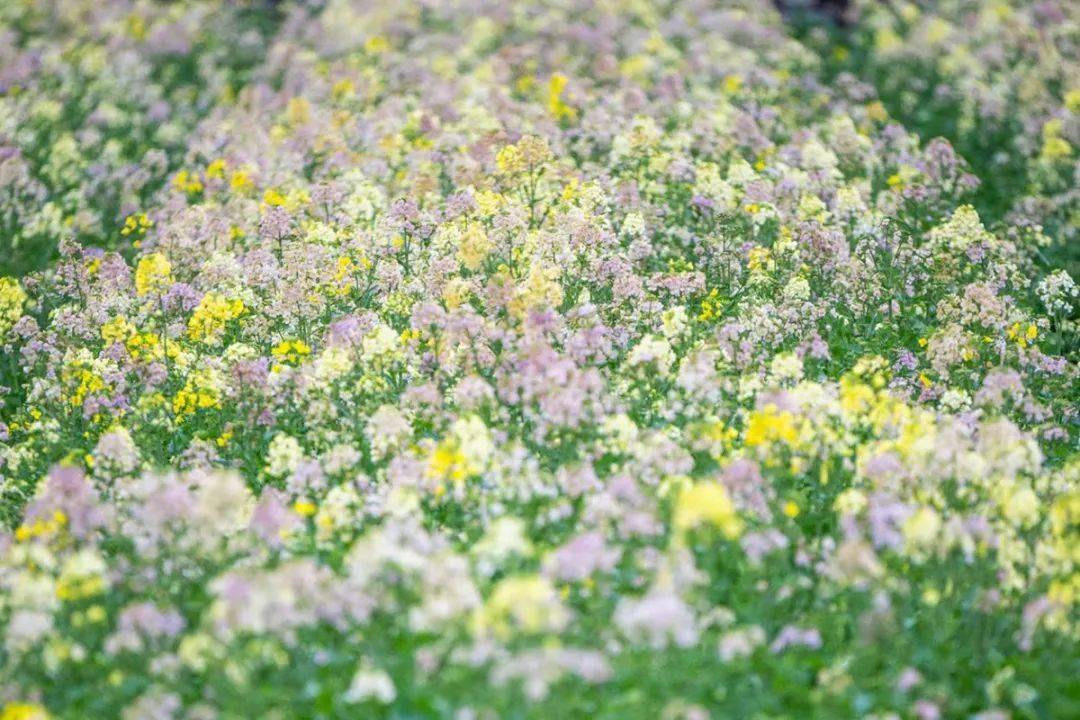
{"left": 1065, "top": 89, "right": 1080, "bottom": 114}
{"left": 271, "top": 339, "right": 312, "bottom": 366}
{"left": 0, "top": 703, "right": 50, "bottom": 720}
{"left": 120, "top": 212, "right": 153, "bottom": 237}
{"left": 0, "top": 276, "right": 27, "bottom": 338}
{"left": 496, "top": 135, "right": 552, "bottom": 175}
{"left": 172, "top": 368, "right": 223, "bottom": 418}
{"left": 747, "top": 246, "right": 772, "bottom": 273}
{"left": 457, "top": 224, "right": 493, "bottom": 271}
{"left": 1040, "top": 119, "right": 1073, "bottom": 161}
{"left": 902, "top": 507, "right": 942, "bottom": 556}
{"left": 673, "top": 481, "right": 743, "bottom": 539}
{"left": 294, "top": 500, "right": 317, "bottom": 517}
{"left": 188, "top": 293, "right": 245, "bottom": 343}
{"left": 427, "top": 440, "right": 469, "bottom": 485}
{"left": 332, "top": 78, "right": 356, "bottom": 100}
{"left": 697, "top": 288, "right": 725, "bottom": 323}
{"left": 172, "top": 169, "right": 203, "bottom": 195}
{"left": 286, "top": 97, "right": 311, "bottom": 127}
{"left": 364, "top": 34, "right": 390, "bottom": 54}
{"left": 263, "top": 188, "right": 288, "bottom": 207}
{"left": 14, "top": 510, "right": 67, "bottom": 543}
{"left": 64, "top": 363, "right": 107, "bottom": 407}
{"left": 547, "top": 72, "right": 576, "bottom": 121}
{"left": 229, "top": 169, "right": 255, "bottom": 194}
{"left": 509, "top": 266, "right": 564, "bottom": 318}
{"left": 125, "top": 12, "right": 147, "bottom": 40}
{"left": 744, "top": 404, "right": 799, "bottom": 448}
{"left": 206, "top": 158, "right": 227, "bottom": 180}
{"left": 474, "top": 575, "right": 569, "bottom": 639}
{"left": 425, "top": 416, "right": 492, "bottom": 487}
{"left": 56, "top": 549, "right": 108, "bottom": 601}
{"left": 495, "top": 144, "right": 523, "bottom": 175}
{"left": 126, "top": 331, "right": 165, "bottom": 362}
{"left": 442, "top": 277, "right": 472, "bottom": 309}
{"left": 1002, "top": 486, "right": 1040, "bottom": 529}
{"left": 134, "top": 253, "right": 173, "bottom": 297}
{"left": 100, "top": 316, "right": 136, "bottom": 345}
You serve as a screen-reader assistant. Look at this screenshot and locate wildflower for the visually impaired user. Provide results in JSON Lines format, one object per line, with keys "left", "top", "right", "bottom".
{"left": 293, "top": 499, "right": 317, "bottom": 517}
{"left": 55, "top": 549, "right": 108, "bottom": 601}
{"left": 120, "top": 212, "right": 152, "bottom": 237}
{"left": 547, "top": 73, "right": 576, "bottom": 121}
{"left": 345, "top": 660, "right": 396, "bottom": 705}
{"left": 1036, "top": 269, "right": 1078, "bottom": 316}
{"left": 171, "top": 169, "right": 204, "bottom": 195}
{"left": 206, "top": 159, "right": 227, "bottom": 180}
{"left": 902, "top": 507, "right": 942, "bottom": 557}
{"left": 495, "top": 144, "right": 523, "bottom": 175}
{"left": 928, "top": 205, "right": 993, "bottom": 253}
{"left": 427, "top": 415, "right": 492, "bottom": 486}
{"left": 187, "top": 293, "right": 245, "bottom": 343}
{"left": 271, "top": 338, "right": 312, "bottom": 367}
{"left": 511, "top": 266, "right": 564, "bottom": 317}
{"left": 1039, "top": 119, "right": 1072, "bottom": 161}
{"left": 1001, "top": 486, "right": 1040, "bottom": 529}
{"left": 363, "top": 34, "right": 390, "bottom": 53}
{"left": 674, "top": 481, "right": 743, "bottom": 539}
{"left": 627, "top": 334, "right": 676, "bottom": 376}
{"left": 744, "top": 404, "right": 799, "bottom": 449}
{"left": 229, "top": 169, "right": 255, "bottom": 194}
{"left": 100, "top": 316, "right": 136, "bottom": 345}
{"left": 614, "top": 587, "right": 699, "bottom": 649}
{"left": 457, "top": 224, "right": 493, "bottom": 271}
{"left": 0, "top": 704, "right": 50, "bottom": 720}
{"left": 134, "top": 253, "right": 173, "bottom": 297}
{"left": 474, "top": 575, "right": 570, "bottom": 639}
{"left": 770, "top": 625, "right": 822, "bottom": 653}
{"left": 172, "top": 369, "right": 224, "bottom": 418}
{"left": 496, "top": 135, "right": 552, "bottom": 175}
{"left": 0, "top": 276, "right": 27, "bottom": 338}
{"left": 266, "top": 434, "right": 304, "bottom": 478}
{"left": 262, "top": 188, "right": 288, "bottom": 207}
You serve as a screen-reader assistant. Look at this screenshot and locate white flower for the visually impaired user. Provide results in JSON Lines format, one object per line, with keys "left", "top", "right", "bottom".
{"left": 1036, "top": 269, "right": 1077, "bottom": 316}
{"left": 622, "top": 211, "right": 646, "bottom": 238}
{"left": 628, "top": 334, "right": 675, "bottom": 376}
{"left": 940, "top": 389, "right": 971, "bottom": 412}
{"left": 362, "top": 323, "right": 399, "bottom": 358}
{"left": 345, "top": 660, "right": 396, "bottom": 704}
{"left": 769, "top": 352, "right": 804, "bottom": 383}
{"left": 800, "top": 139, "right": 840, "bottom": 178}
{"left": 1002, "top": 486, "right": 1040, "bottom": 529}
{"left": 266, "top": 433, "right": 303, "bottom": 478}
{"left": 473, "top": 517, "right": 533, "bottom": 576}
{"left": 451, "top": 414, "right": 493, "bottom": 474}
{"left": 782, "top": 276, "right": 811, "bottom": 303}
{"left": 662, "top": 307, "right": 688, "bottom": 340}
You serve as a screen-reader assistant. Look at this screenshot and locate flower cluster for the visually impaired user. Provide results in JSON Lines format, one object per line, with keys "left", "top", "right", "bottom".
{"left": 811, "top": 1, "right": 1080, "bottom": 266}
{"left": 0, "top": 1, "right": 1077, "bottom": 719}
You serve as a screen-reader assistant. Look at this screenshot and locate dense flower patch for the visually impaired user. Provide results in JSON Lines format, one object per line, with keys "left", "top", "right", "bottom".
{"left": 0, "top": 1, "right": 1077, "bottom": 718}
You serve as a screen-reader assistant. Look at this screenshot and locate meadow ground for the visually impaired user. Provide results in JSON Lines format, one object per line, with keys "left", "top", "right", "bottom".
{"left": 0, "top": 2, "right": 1077, "bottom": 718}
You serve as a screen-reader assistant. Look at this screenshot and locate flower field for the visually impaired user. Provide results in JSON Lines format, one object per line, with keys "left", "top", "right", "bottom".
{"left": 0, "top": 1, "right": 1078, "bottom": 718}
